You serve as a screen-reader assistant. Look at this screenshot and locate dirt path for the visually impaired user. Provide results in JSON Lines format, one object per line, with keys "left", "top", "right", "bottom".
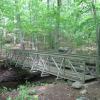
{"left": 36, "top": 82, "right": 100, "bottom": 100}
{"left": 1, "top": 81, "right": 100, "bottom": 100}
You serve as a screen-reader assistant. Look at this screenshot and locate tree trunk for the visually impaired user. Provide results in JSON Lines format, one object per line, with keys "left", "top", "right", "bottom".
{"left": 15, "top": 0, "right": 24, "bottom": 49}
{"left": 46, "top": 0, "right": 55, "bottom": 49}
{"left": 55, "top": 0, "right": 61, "bottom": 49}
{"left": 91, "top": 0, "right": 100, "bottom": 77}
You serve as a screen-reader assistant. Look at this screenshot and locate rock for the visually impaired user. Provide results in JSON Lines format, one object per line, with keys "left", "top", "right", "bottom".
{"left": 0, "top": 70, "right": 18, "bottom": 82}
{"left": 76, "top": 96, "right": 89, "bottom": 100}
{"left": 58, "top": 47, "right": 70, "bottom": 53}
{"left": 72, "top": 81, "right": 83, "bottom": 89}
{"left": 80, "top": 89, "right": 88, "bottom": 95}
{"left": 28, "top": 89, "right": 37, "bottom": 95}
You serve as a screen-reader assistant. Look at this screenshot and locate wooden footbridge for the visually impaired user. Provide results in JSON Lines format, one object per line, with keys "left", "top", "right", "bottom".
{"left": 5, "top": 49, "right": 97, "bottom": 83}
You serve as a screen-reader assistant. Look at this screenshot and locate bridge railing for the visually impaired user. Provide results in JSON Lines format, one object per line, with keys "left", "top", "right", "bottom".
{"left": 6, "top": 49, "right": 96, "bottom": 83}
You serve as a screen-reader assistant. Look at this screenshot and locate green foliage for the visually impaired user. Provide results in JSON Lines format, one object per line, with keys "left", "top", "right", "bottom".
{"left": 6, "top": 85, "right": 38, "bottom": 100}
{"left": 15, "top": 85, "right": 33, "bottom": 100}
{"left": 5, "top": 81, "right": 49, "bottom": 100}
{"left": 0, "top": 0, "right": 100, "bottom": 48}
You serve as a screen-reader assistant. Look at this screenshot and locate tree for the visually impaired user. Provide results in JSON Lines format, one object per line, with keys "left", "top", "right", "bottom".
{"left": 0, "top": 0, "right": 100, "bottom": 51}
{"left": 91, "top": 0, "right": 100, "bottom": 77}
{"left": 55, "top": 0, "right": 61, "bottom": 49}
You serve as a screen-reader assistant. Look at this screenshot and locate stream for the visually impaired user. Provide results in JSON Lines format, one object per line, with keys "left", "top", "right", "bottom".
{"left": 0, "top": 64, "right": 56, "bottom": 89}
{"left": 0, "top": 64, "right": 41, "bottom": 88}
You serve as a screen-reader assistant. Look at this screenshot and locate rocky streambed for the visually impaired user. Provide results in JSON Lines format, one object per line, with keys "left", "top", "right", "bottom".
{"left": 0, "top": 65, "right": 41, "bottom": 88}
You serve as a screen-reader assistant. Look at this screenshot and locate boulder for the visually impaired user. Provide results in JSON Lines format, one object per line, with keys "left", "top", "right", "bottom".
{"left": 76, "top": 96, "right": 89, "bottom": 100}
{"left": 72, "top": 81, "right": 83, "bottom": 89}
{"left": 80, "top": 89, "right": 88, "bottom": 95}
{"left": 28, "top": 89, "right": 37, "bottom": 95}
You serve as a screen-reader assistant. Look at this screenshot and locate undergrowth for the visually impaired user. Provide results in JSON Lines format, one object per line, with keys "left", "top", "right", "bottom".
{"left": 1, "top": 81, "right": 49, "bottom": 100}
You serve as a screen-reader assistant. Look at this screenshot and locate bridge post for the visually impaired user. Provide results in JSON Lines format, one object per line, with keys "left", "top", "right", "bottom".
{"left": 96, "top": 26, "right": 100, "bottom": 78}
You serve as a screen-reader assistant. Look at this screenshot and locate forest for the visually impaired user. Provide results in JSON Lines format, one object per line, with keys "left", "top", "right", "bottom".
{"left": 0, "top": 0, "right": 99, "bottom": 50}
{"left": 0, "top": 0, "right": 100, "bottom": 100}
